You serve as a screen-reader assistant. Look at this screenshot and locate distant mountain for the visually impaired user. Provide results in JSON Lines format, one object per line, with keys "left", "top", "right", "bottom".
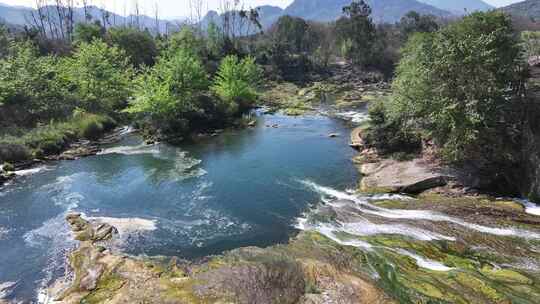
{"left": 200, "top": 0, "right": 452, "bottom": 33}
{"left": 283, "top": 0, "right": 451, "bottom": 23}
{"left": 416, "top": 0, "right": 493, "bottom": 14}
{"left": 501, "top": 0, "right": 540, "bottom": 21}
{"left": 0, "top": 3, "right": 33, "bottom": 25}
{"left": 200, "top": 5, "right": 283, "bottom": 31}
{"left": 0, "top": 3, "right": 180, "bottom": 33}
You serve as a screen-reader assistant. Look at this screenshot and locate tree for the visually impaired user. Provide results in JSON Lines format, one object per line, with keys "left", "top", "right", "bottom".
{"left": 166, "top": 26, "right": 205, "bottom": 58}
{"left": 335, "top": 0, "right": 377, "bottom": 66}
{"left": 0, "top": 25, "right": 9, "bottom": 59}
{"left": 126, "top": 49, "right": 209, "bottom": 133}
{"left": 389, "top": 11, "right": 524, "bottom": 165}
{"left": 107, "top": 27, "right": 158, "bottom": 67}
{"left": 522, "top": 31, "right": 540, "bottom": 59}
{"left": 73, "top": 21, "right": 105, "bottom": 44}
{"left": 0, "top": 41, "right": 70, "bottom": 125}
{"left": 61, "top": 40, "right": 134, "bottom": 114}
{"left": 272, "top": 16, "right": 310, "bottom": 54}
{"left": 211, "top": 55, "right": 261, "bottom": 115}
{"left": 399, "top": 11, "right": 439, "bottom": 41}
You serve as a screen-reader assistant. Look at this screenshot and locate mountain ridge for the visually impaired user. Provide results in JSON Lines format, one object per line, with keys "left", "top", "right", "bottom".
{"left": 501, "top": 0, "right": 540, "bottom": 21}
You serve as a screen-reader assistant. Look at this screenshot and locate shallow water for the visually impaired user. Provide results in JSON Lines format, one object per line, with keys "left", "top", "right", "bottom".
{"left": 0, "top": 113, "right": 359, "bottom": 302}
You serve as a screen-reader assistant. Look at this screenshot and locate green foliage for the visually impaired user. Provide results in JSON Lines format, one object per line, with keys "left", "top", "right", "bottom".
{"left": 386, "top": 11, "right": 525, "bottom": 164}
{"left": 73, "top": 22, "right": 105, "bottom": 44}
{"left": 61, "top": 40, "right": 134, "bottom": 115}
{"left": 0, "top": 112, "right": 115, "bottom": 162}
{"left": 167, "top": 27, "right": 205, "bottom": 58}
{"left": 207, "top": 21, "right": 224, "bottom": 59}
{"left": 272, "top": 16, "right": 311, "bottom": 54}
{"left": 335, "top": 0, "right": 378, "bottom": 66}
{"left": 107, "top": 27, "right": 158, "bottom": 67}
{"left": 399, "top": 11, "right": 439, "bottom": 41}
{"left": 0, "top": 24, "right": 9, "bottom": 59}
{"left": 0, "top": 41, "right": 70, "bottom": 126}
{"left": 521, "top": 31, "right": 540, "bottom": 58}
{"left": 366, "top": 99, "right": 421, "bottom": 155}
{"left": 126, "top": 48, "right": 209, "bottom": 133}
{"left": 211, "top": 55, "right": 262, "bottom": 114}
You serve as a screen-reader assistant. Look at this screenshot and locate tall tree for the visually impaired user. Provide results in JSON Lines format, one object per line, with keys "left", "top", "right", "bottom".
{"left": 335, "top": 0, "right": 377, "bottom": 66}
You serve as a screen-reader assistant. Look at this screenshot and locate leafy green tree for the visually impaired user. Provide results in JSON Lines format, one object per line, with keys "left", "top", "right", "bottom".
{"left": 389, "top": 11, "right": 524, "bottom": 164}
{"left": 73, "top": 21, "right": 105, "bottom": 44}
{"left": 0, "top": 41, "right": 70, "bottom": 126}
{"left": 107, "top": 27, "right": 158, "bottom": 67}
{"left": 399, "top": 11, "right": 439, "bottom": 41}
{"left": 207, "top": 21, "right": 224, "bottom": 59}
{"left": 126, "top": 49, "right": 209, "bottom": 133}
{"left": 211, "top": 55, "right": 261, "bottom": 115}
{"left": 272, "top": 16, "right": 310, "bottom": 54}
{"left": 522, "top": 31, "right": 540, "bottom": 59}
{"left": 62, "top": 40, "right": 134, "bottom": 114}
{"left": 335, "top": 0, "right": 377, "bottom": 66}
{"left": 0, "top": 24, "right": 10, "bottom": 59}
{"left": 167, "top": 27, "right": 205, "bottom": 58}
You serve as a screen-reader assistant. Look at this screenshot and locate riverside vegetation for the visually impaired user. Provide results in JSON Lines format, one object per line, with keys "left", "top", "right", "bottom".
{"left": 2, "top": 0, "right": 540, "bottom": 303}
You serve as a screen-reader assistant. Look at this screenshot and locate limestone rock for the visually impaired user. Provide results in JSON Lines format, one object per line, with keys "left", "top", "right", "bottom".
{"left": 360, "top": 158, "right": 452, "bottom": 194}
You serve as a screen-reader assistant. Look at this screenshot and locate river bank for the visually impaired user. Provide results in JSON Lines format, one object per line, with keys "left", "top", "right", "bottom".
{"left": 2, "top": 77, "right": 540, "bottom": 303}
{"left": 37, "top": 106, "right": 540, "bottom": 303}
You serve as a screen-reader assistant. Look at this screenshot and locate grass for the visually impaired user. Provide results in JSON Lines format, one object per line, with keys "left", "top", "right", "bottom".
{"left": 0, "top": 112, "right": 116, "bottom": 162}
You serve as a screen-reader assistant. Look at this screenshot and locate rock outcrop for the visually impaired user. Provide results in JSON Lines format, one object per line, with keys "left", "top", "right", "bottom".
{"left": 358, "top": 158, "right": 451, "bottom": 194}
{"left": 47, "top": 215, "right": 393, "bottom": 304}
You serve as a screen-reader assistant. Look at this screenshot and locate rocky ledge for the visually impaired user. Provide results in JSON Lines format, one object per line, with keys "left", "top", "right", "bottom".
{"left": 45, "top": 215, "right": 394, "bottom": 304}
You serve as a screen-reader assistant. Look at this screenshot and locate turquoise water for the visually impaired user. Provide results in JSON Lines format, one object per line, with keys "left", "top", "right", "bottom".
{"left": 0, "top": 113, "right": 358, "bottom": 302}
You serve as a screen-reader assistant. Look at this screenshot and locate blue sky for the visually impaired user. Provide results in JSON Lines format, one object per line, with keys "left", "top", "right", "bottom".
{"left": 0, "top": 0, "right": 525, "bottom": 19}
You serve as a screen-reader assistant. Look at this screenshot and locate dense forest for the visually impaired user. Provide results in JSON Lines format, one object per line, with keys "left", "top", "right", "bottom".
{"left": 1, "top": 0, "right": 540, "bottom": 200}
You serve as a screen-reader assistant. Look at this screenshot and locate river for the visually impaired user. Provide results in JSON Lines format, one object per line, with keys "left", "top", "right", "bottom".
{"left": 0, "top": 112, "right": 359, "bottom": 302}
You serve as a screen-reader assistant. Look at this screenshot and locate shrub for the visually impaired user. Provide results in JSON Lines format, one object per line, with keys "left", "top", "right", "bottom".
{"left": 211, "top": 55, "right": 262, "bottom": 114}
{"left": 389, "top": 11, "right": 524, "bottom": 163}
{"left": 107, "top": 27, "right": 158, "bottom": 67}
{"left": 126, "top": 49, "right": 209, "bottom": 133}
{"left": 0, "top": 41, "right": 71, "bottom": 126}
{"left": 365, "top": 99, "right": 421, "bottom": 155}
{"left": 61, "top": 39, "right": 134, "bottom": 115}
{"left": 73, "top": 22, "right": 105, "bottom": 44}
{"left": 0, "top": 113, "right": 115, "bottom": 161}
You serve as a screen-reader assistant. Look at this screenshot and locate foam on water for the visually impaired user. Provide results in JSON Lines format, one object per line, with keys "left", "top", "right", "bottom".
{"left": 88, "top": 217, "right": 157, "bottom": 234}
{"left": 296, "top": 218, "right": 373, "bottom": 249}
{"left": 98, "top": 144, "right": 160, "bottom": 156}
{"left": 300, "top": 180, "right": 540, "bottom": 240}
{"left": 0, "top": 226, "right": 8, "bottom": 240}
{"left": 395, "top": 249, "right": 453, "bottom": 272}
{"left": 14, "top": 165, "right": 54, "bottom": 177}
{"left": 516, "top": 199, "right": 540, "bottom": 216}
{"left": 335, "top": 111, "right": 369, "bottom": 124}
{"left": 117, "top": 126, "right": 136, "bottom": 136}
{"left": 341, "top": 221, "right": 454, "bottom": 241}
{"left": 0, "top": 281, "right": 17, "bottom": 299}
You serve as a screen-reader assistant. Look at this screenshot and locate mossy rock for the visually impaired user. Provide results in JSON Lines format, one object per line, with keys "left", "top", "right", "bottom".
{"left": 2, "top": 162, "right": 15, "bottom": 172}
{"left": 480, "top": 267, "right": 532, "bottom": 284}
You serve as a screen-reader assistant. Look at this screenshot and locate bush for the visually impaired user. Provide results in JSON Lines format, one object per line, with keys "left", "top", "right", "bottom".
{"left": 389, "top": 11, "right": 524, "bottom": 163}
{"left": 0, "top": 112, "right": 115, "bottom": 161}
{"left": 73, "top": 22, "right": 105, "bottom": 44}
{"left": 107, "top": 27, "right": 158, "bottom": 67}
{"left": 126, "top": 48, "right": 209, "bottom": 134}
{"left": 365, "top": 100, "right": 421, "bottom": 155}
{"left": 211, "top": 55, "right": 262, "bottom": 114}
{"left": 61, "top": 39, "right": 134, "bottom": 115}
{"left": 0, "top": 41, "right": 71, "bottom": 127}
